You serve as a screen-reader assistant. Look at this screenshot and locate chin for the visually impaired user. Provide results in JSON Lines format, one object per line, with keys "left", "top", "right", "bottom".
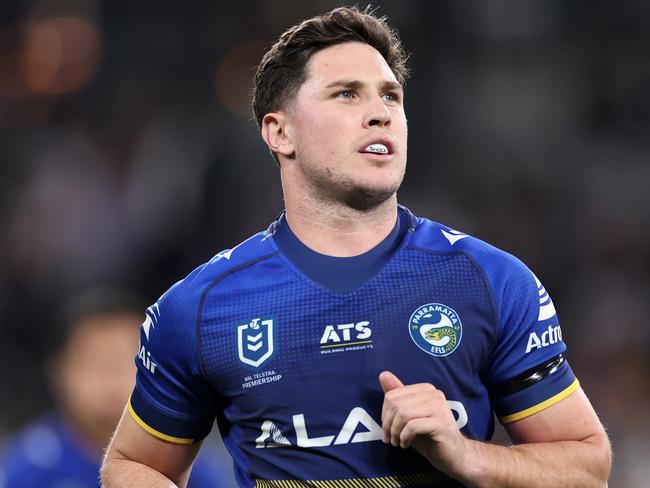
{"left": 305, "top": 162, "right": 403, "bottom": 210}
{"left": 341, "top": 184, "right": 398, "bottom": 211}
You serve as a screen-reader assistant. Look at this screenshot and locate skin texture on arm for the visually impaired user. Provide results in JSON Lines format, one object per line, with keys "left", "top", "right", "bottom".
{"left": 379, "top": 371, "right": 611, "bottom": 488}
{"left": 101, "top": 407, "right": 202, "bottom": 488}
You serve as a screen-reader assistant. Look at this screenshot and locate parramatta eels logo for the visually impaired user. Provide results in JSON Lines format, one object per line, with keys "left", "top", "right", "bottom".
{"left": 409, "top": 303, "right": 462, "bottom": 357}
{"left": 237, "top": 317, "right": 275, "bottom": 368}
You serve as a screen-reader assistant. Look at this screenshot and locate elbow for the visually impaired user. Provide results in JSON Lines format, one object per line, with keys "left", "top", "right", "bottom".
{"left": 587, "top": 430, "right": 612, "bottom": 486}
{"left": 600, "top": 436, "right": 613, "bottom": 485}
{"left": 99, "top": 453, "right": 116, "bottom": 487}
{"left": 100, "top": 445, "right": 125, "bottom": 487}
{"left": 99, "top": 461, "right": 114, "bottom": 487}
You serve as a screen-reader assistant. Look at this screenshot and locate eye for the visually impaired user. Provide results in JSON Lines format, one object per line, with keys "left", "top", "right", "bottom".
{"left": 383, "top": 92, "right": 401, "bottom": 102}
{"left": 337, "top": 90, "right": 355, "bottom": 99}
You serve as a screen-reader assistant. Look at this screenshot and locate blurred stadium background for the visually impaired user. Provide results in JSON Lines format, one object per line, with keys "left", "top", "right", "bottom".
{"left": 0, "top": 0, "right": 649, "bottom": 486}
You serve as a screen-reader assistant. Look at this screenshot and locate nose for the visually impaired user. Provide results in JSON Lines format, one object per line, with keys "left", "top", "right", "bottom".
{"left": 363, "top": 95, "right": 391, "bottom": 128}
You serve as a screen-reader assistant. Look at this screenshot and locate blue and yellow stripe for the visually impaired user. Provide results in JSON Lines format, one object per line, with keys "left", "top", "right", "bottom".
{"left": 127, "top": 397, "right": 194, "bottom": 445}
{"left": 499, "top": 378, "right": 580, "bottom": 424}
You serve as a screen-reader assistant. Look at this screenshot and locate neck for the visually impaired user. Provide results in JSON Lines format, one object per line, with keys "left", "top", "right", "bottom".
{"left": 282, "top": 177, "right": 398, "bottom": 257}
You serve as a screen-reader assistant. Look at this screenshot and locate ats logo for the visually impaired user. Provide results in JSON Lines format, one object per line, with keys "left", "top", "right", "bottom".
{"left": 320, "top": 321, "right": 373, "bottom": 355}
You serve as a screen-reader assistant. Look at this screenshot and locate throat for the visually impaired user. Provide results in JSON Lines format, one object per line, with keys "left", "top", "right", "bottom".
{"left": 272, "top": 207, "right": 410, "bottom": 293}
{"left": 285, "top": 199, "right": 398, "bottom": 257}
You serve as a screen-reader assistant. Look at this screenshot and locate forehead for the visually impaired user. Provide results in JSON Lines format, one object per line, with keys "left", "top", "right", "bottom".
{"left": 304, "top": 41, "right": 399, "bottom": 87}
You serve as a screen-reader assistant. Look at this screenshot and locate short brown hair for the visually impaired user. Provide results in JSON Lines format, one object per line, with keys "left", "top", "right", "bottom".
{"left": 252, "top": 5, "right": 409, "bottom": 128}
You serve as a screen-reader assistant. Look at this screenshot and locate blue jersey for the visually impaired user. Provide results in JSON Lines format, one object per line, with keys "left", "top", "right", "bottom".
{"left": 0, "top": 414, "right": 233, "bottom": 488}
{"left": 129, "top": 207, "right": 577, "bottom": 487}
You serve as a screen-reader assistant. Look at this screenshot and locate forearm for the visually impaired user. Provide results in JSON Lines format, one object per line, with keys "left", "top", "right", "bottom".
{"left": 101, "top": 458, "right": 182, "bottom": 488}
{"left": 442, "top": 435, "right": 611, "bottom": 488}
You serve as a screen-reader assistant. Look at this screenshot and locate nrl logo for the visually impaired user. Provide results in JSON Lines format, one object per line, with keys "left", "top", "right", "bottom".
{"left": 237, "top": 317, "right": 275, "bottom": 368}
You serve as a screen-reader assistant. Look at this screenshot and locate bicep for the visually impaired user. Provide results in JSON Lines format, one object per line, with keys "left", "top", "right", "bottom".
{"left": 105, "top": 406, "right": 203, "bottom": 486}
{"left": 504, "top": 387, "right": 607, "bottom": 445}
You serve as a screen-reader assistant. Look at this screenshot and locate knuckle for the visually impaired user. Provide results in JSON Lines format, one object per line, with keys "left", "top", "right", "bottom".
{"left": 433, "top": 389, "right": 446, "bottom": 401}
{"left": 422, "top": 383, "right": 436, "bottom": 392}
{"left": 401, "top": 406, "right": 415, "bottom": 422}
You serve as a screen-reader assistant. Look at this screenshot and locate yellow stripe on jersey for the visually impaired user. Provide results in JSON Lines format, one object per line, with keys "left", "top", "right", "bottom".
{"left": 253, "top": 471, "right": 453, "bottom": 487}
{"left": 127, "top": 397, "right": 194, "bottom": 445}
{"left": 499, "top": 379, "right": 580, "bottom": 424}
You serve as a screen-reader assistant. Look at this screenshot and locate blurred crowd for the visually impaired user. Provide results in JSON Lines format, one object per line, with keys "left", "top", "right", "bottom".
{"left": 0, "top": 1, "right": 648, "bottom": 486}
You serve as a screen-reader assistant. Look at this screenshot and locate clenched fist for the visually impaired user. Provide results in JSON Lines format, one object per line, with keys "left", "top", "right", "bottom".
{"left": 379, "top": 371, "right": 473, "bottom": 477}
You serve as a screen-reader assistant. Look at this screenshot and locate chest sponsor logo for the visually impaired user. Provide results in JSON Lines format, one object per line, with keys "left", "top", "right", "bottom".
{"left": 409, "top": 303, "right": 462, "bottom": 357}
{"left": 237, "top": 317, "right": 275, "bottom": 368}
{"left": 255, "top": 402, "right": 468, "bottom": 449}
{"left": 320, "top": 321, "right": 373, "bottom": 354}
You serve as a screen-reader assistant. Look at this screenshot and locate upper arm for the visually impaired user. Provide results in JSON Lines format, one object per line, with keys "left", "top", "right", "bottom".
{"left": 482, "top": 257, "right": 578, "bottom": 424}
{"left": 102, "top": 283, "right": 216, "bottom": 487}
{"left": 104, "top": 406, "right": 203, "bottom": 486}
{"left": 504, "top": 387, "right": 608, "bottom": 446}
{"left": 126, "top": 284, "right": 218, "bottom": 445}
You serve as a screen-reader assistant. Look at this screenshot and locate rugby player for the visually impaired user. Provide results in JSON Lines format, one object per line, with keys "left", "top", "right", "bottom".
{"left": 101, "top": 6, "right": 611, "bottom": 487}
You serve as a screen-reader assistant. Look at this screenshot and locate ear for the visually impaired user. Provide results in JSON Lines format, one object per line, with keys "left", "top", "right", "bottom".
{"left": 261, "top": 112, "right": 295, "bottom": 159}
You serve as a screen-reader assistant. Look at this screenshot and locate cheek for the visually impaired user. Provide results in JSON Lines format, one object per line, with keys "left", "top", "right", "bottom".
{"left": 393, "top": 111, "right": 408, "bottom": 136}
{"left": 294, "top": 111, "right": 352, "bottom": 154}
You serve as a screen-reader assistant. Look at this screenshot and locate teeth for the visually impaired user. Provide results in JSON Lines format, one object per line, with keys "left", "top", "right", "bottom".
{"left": 365, "top": 143, "right": 388, "bottom": 154}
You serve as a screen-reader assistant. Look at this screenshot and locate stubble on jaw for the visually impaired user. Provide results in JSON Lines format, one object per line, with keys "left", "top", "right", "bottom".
{"left": 302, "top": 163, "right": 405, "bottom": 212}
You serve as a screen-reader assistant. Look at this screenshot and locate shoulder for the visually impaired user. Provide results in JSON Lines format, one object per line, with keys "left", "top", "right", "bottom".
{"left": 406, "top": 212, "right": 551, "bottom": 330}
{"left": 407, "top": 215, "right": 530, "bottom": 282}
{"left": 139, "top": 228, "right": 279, "bottom": 354}
{"left": 156, "top": 228, "right": 278, "bottom": 318}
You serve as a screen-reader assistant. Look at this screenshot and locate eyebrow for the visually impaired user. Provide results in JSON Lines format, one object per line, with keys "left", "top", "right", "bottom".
{"left": 324, "top": 79, "right": 403, "bottom": 92}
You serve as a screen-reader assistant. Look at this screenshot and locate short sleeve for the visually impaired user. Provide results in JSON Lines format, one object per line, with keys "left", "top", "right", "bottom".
{"left": 129, "top": 279, "right": 217, "bottom": 444}
{"left": 483, "top": 257, "right": 579, "bottom": 424}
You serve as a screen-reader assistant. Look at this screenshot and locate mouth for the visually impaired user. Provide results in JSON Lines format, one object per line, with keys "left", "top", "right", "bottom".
{"left": 359, "top": 138, "right": 395, "bottom": 157}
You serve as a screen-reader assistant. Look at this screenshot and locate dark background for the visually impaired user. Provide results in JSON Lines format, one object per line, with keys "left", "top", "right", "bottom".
{"left": 1, "top": 1, "right": 649, "bottom": 485}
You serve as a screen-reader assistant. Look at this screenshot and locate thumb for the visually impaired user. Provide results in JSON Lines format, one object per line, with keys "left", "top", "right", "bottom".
{"left": 379, "top": 371, "right": 404, "bottom": 393}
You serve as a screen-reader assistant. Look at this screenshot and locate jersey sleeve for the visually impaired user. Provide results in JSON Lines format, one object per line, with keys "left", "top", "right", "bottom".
{"left": 129, "top": 276, "right": 217, "bottom": 444}
{"left": 482, "top": 256, "right": 579, "bottom": 424}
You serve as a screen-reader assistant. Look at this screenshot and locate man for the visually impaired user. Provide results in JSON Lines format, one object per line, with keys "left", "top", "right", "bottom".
{"left": 0, "top": 288, "right": 231, "bottom": 487}
{"left": 102, "top": 6, "right": 611, "bottom": 487}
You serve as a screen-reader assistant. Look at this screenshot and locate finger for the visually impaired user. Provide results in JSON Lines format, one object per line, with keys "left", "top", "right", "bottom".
{"left": 379, "top": 371, "right": 404, "bottom": 393}
{"left": 381, "top": 398, "right": 396, "bottom": 444}
{"left": 389, "top": 402, "right": 436, "bottom": 447}
{"left": 390, "top": 411, "right": 405, "bottom": 447}
{"left": 400, "top": 417, "right": 438, "bottom": 449}
{"left": 379, "top": 371, "right": 404, "bottom": 444}
{"left": 380, "top": 375, "right": 442, "bottom": 445}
